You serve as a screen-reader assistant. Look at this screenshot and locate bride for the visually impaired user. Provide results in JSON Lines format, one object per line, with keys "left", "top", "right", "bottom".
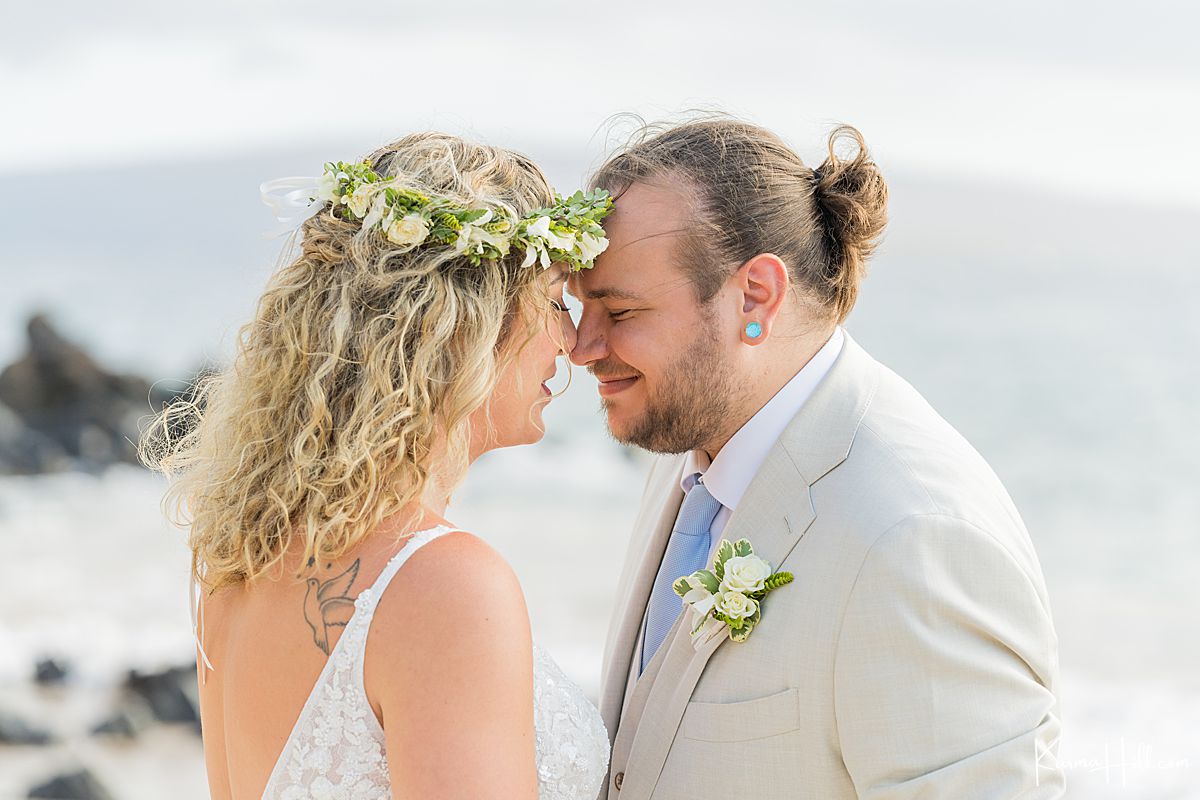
{"left": 141, "top": 132, "right": 613, "bottom": 799}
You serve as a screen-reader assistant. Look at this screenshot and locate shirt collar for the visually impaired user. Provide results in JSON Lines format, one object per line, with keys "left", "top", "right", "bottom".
{"left": 680, "top": 327, "right": 845, "bottom": 509}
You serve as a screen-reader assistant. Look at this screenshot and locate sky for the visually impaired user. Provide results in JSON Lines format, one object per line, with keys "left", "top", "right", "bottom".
{"left": 2, "top": 0, "right": 1197, "bottom": 211}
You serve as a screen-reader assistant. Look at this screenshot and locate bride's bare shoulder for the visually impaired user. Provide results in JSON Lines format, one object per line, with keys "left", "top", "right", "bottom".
{"left": 369, "top": 529, "right": 532, "bottom": 660}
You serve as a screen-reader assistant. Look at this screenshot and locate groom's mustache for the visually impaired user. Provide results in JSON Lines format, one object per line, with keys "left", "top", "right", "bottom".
{"left": 588, "top": 360, "right": 642, "bottom": 382}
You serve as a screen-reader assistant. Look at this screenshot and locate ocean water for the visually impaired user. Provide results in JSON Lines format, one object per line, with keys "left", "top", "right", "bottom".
{"left": 0, "top": 151, "right": 1197, "bottom": 798}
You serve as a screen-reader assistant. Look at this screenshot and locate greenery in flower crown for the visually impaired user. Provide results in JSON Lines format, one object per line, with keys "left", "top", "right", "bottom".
{"left": 313, "top": 161, "right": 614, "bottom": 271}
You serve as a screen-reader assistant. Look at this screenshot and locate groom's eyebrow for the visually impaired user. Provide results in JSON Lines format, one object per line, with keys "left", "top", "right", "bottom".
{"left": 584, "top": 286, "right": 642, "bottom": 301}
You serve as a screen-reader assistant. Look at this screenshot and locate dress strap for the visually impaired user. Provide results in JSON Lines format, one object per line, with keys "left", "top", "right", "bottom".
{"left": 354, "top": 525, "right": 461, "bottom": 619}
{"left": 342, "top": 525, "right": 461, "bottom": 700}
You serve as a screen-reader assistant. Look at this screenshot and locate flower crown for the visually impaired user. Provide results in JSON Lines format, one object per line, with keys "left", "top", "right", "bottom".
{"left": 261, "top": 161, "right": 613, "bottom": 272}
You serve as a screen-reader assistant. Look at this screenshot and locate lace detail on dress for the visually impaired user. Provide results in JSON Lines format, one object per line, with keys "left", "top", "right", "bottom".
{"left": 532, "top": 642, "right": 611, "bottom": 800}
{"left": 262, "top": 527, "right": 455, "bottom": 800}
{"left": 268, "top": 581, "right": 390, "bottom": 799}
{"left": 259, "top": 524, "right": 610, "bottom": 800}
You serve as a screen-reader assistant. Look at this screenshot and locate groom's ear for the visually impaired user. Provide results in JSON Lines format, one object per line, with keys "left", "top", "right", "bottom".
{"left": 737, "top": 254, "right": 790, "bottom": 343}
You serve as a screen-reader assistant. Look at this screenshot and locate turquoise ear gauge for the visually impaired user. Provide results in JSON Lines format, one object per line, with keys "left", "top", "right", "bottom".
{"left": 745, "top": 321, "right": 763, "bottom": 339}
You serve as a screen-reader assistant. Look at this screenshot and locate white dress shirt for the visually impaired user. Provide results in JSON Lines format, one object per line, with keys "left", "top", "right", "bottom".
{"left": 682, "top": 326, "right": 844, "bottom": 562}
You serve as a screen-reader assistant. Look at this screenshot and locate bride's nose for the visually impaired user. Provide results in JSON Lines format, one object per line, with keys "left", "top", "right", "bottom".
{"left": 558, "top": 311, "right": 578, "bottom": 354}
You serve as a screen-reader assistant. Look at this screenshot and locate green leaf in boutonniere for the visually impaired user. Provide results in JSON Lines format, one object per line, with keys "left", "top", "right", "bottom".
{"left": 725, "top": 603, "right": 762, "bottom": 642}
{"left": 712, "top": 540, "right": 735, "bottom": 582}
{"left": 747, "top": 572, "right": 795, "bottom": 601}
{"left": 693, "top": 569, "right": 720, "bottom": 594}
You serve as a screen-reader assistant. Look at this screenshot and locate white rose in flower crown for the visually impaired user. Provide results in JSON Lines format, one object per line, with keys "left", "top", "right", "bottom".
{"left": 714, "top": 589, "right": 759, "bottom": 620}
{"left": 386, "top": 213, "right": 430, "bottom": 247}
{"left": 720, "top": 554, "right": 772, "bottom": 594}
{"left": 344, "top": 184, "right": 374, "bottom": 218}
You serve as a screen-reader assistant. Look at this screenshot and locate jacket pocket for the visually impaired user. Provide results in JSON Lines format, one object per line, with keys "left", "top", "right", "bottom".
{"left": 678, "top": 687, "right": 801, "bottom": 742}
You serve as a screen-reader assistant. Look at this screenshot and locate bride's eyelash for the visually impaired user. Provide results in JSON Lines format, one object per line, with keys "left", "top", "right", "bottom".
{"left": 549, "top": 299, "right": 570, "bottom": 313}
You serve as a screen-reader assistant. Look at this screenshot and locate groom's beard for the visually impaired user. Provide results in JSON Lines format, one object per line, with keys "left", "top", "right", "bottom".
{"left": 598, "top": 325, "right": 736, "bottom": 455}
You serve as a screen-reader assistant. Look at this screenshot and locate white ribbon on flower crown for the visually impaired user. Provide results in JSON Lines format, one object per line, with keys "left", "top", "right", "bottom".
{"left": 259, "top": 176, "right": 326, "bottom": 239}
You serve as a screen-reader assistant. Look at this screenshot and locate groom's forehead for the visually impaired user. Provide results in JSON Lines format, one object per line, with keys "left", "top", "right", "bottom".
{"left": 567, "top": 179, "right": 697, "bottom": 298}
{"left": 570, "top": 244, "right": 691, "bottom": 303}
{"left": 607, "top": 180, "right": 693, "bottom": 240}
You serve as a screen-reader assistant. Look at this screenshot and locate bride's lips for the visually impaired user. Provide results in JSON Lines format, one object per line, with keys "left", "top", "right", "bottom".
{"left": 597, "top": 375, "right": 639, "bottom": 397}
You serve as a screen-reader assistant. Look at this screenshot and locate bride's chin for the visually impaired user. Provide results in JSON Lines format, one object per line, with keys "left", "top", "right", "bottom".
{"left": 493, "top": 407, "right": 548, "bottom": 450}
{"left": 524, "top": 404, "right": 550, "bottom": 444}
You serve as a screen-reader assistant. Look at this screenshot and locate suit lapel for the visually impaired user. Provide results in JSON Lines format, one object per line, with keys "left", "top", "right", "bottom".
{"left": 599, "top": 454, "right": 687, "bottom": 742}
{"left": 615, "top": 332, "right": 881, "bottom": 799}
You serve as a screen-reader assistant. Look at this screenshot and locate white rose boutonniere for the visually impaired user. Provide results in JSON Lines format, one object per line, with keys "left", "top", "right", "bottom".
{"left": 720, "top": 553, "right": 772, "bottom": 594}
{"left": 672, "top": 538, "right": 793, "bottom": 644}
{"left": 714, "top": 589, "right": 758, "bottom": 620}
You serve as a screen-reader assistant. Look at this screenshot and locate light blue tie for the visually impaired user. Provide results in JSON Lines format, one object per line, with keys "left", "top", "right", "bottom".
{"left": 641, "top": 476, "right": 723, "bottom": 674}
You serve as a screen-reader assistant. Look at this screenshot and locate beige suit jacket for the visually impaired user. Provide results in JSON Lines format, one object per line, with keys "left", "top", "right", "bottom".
{"left": 598, "top": 333, "right": 1065, "bottom": 799}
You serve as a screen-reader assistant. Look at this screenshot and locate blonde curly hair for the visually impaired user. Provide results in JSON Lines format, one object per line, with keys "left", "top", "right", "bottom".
{"left": 141, "top": 132, "right": 559, "bottom": 591}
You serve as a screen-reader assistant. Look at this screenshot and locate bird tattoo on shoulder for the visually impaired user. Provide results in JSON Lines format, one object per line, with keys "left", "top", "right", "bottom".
{"left": 303, "top": 558, "right": 361, "bottom": 655}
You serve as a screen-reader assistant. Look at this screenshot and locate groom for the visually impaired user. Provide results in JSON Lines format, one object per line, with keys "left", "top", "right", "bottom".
{"left": 570, "top": 119, "right": 1065, "bottom": 799}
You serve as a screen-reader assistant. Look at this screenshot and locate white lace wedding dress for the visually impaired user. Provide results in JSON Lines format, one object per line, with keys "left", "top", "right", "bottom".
{"left": 259, "top": 525, "right": 610, "bottom": 800}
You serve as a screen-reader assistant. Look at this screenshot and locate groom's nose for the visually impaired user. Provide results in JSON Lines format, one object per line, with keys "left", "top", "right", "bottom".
{"left": 569, "top": 305, "right": 608, "bottom": 367}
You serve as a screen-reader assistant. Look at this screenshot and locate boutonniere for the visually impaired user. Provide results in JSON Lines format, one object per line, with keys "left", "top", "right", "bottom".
{"left": 672, "top": 538, "right": 794, "bottom": 646}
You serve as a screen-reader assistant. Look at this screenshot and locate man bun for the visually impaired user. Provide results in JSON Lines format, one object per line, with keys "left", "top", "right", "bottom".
{"left": 810, "top": 125, "right": 889, "bottom": 322}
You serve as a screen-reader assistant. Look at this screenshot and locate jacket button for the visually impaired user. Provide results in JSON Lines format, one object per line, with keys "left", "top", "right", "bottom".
{"left": 614, "top": 772, "right": 624, "bottom": 790}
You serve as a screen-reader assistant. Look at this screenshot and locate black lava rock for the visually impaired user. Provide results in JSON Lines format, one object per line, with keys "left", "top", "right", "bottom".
{"left": 34, "top": 658, "right": 70, "bottom": 686}
{"left": 0, "top": 711, "right": 53, "bottom": 745}
{"left": 0, "top": 400, "right": 69, "bottom": 474}
{"left": 124, "top": 663, "right": 199, "bottom": 726}
{"left": 90, "top": 703, "right": 155, "bottom": 740}
{"left": 27, "top": 768, "right": 115, "bottom": 800}
{"left": 0, "top": 313, "right": 201, "bottom": 474}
